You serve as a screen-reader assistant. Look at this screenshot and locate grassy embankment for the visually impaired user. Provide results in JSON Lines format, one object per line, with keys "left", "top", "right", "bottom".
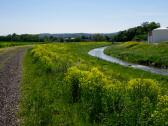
{"left": 105, "top": 42, "right": 168, "bottom": 68}
{"left": 20, "top": 42, "right": 168, "bottom": 126}
{"left": 0, "top": 42, "right": 42, "bottom": 48}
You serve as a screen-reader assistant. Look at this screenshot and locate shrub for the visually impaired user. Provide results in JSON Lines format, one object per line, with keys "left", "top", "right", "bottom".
{"left": 31, "top": 45, "right": 70, "bottom": 72}
{"left": 128, "top": 79, "right": 160, "bottom": 104}
{"left": 127, "top": 79, "right": 160, "bottom": 125}
{"left": 65, "top": 67, "right": 165, "bottom": 125}
{"left": 81, "top": 67, "right": 108, "bottom": 123}
{"left": 139, "top": 97, "right": 153, "bottom": 125}
{"left": 65, "top": 67, "right": 109, "bottom": 123}
{"left": 103, "top": 82, "right": 126, "bottom": 125}
{"left": 151, "top": 95, "right": 168, "bottom": 126}
{"left": 104, "top": 82, "right": 125, "bottom": 114}
{"left": 65, "top": 67, "right": 88, "bottom": 103}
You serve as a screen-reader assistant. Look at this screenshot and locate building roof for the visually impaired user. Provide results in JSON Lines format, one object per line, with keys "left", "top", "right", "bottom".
{"left": 153, "top": 27, "right": 168, "bottom": 31}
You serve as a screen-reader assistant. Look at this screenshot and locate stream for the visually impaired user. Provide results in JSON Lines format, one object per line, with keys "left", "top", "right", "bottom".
{"left": 88, "top": 47, "right": 168, "bottom": 76}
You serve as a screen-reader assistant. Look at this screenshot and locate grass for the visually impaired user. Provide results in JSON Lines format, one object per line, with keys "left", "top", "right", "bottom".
{"left": 20, "top": 42, "right": 168, "bottom": 126}
{"left": 0, "top": 42, "right": 42, "bottom": 48}
{"left": 104, "top": 41, "right": 168, "bottom": 68}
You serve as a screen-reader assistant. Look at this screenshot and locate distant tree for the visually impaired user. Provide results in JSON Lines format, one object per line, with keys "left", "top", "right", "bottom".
{"left": 0, "top": 33, "right": 41, "bottom": 42}
{"left": 71, "top": 37, "right": 81, "bottom": 42}
{"left": 92, "top": 34, "right": 106, "bottom": 41}
{"left": 53, "top": 37, "right": 58, "bottom": 42}
{"left": 44, "top": 36, "right": 49, "bottom": 42}
{"left": 49, "top": 36, "right": 54, "bottom": 42}
{"left": 59, "top": 38, "right": 64, "bottom": 42}
{"left": 81, "top": 35, "right": 87, "bottom": 40}
{"left": 112, "top": 22, "right": 160, "bottom": 42}
{"left": 105, "top": 36, "right": 110, "bottom": 41}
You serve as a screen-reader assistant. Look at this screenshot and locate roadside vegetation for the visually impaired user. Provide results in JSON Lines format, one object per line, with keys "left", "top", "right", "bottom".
{"left": 20, "top": 42, "right": 168, "bottom": 126}
{"left": 0, "top": 42, "right": 39, "bottom": 48}
{"left": 105, "top": 42, "right": 168, "bottom": 69}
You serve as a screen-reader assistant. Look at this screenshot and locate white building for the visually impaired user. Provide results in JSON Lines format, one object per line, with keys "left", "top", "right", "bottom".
{"left": 148, "top": 27, "right": 168, "bottom": 43}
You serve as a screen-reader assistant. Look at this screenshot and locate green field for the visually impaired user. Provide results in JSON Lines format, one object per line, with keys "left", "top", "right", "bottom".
{"left": 20, "top": 42, "right": 168, "bottom": 126}
{"left": 105, "top": 42, "right": 168, "bottom": 68}
{"left": 0, "top": 42, "right": 42, "bottom": 48}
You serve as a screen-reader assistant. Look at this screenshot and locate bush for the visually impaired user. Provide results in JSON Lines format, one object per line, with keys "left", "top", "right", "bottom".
{"left": 65, "top": 67, "right": 88, "bottom": 103}
{"left": 65, "top": 67, "right": 109, "bottom": 123}
{"left": 65, "top": 66, "right": 127, "bottom": 124}
{"left": 104, "top": 82, "right": 125, "bottom": 114}
{"left": 127, "top": 79, "right": 160, "bottom": 125}
{"left": 65, "top": 66, "right": 165, "bottom": 125}
{"left": 81, "top": 68, "right": 108, "bottom": 123}
{"left": 151, "top": 95, "right": 168, "bottom": 126}
{"left": 31, "top": 45, "right": 70, "bottom": 72}
{"left": 128, "top": 79, "right": 160, "bottom": 104}
{"left": 103, "top": 82, "right": 126, "bottom": 125}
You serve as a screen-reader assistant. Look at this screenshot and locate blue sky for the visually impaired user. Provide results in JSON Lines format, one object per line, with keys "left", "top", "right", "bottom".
{"left": 0, "top": 0, "right": 168, "bottom": 35}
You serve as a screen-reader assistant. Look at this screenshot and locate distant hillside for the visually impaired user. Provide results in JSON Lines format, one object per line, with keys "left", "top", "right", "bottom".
{"left": 39, "top": 33, "right": 117, "bottom": 39}
{"left": 0, "top": 33, "right": 117, "bottom": 42}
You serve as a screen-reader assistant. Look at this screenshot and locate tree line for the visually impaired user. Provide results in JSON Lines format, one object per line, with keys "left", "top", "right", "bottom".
{"left": 112, "top": 22, "right": 160, "bottom": 42}
{"left": 0, "top": 33, "right": 112, "bottom": 42}
{"left": 43, "top": 34, "right": 112, "bottom": 42}
{"left": 0, "top": 22, "right": 160, "bottom": 42}
{"left": 0, "top": 33, "right": 42, "bottom": 42}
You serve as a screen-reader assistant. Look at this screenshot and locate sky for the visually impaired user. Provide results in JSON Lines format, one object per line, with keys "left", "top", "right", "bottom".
{"left": 0, "top": 0, "right": 168, "bottom": 35}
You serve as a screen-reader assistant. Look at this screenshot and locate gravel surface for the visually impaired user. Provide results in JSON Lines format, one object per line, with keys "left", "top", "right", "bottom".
{"left": 0, "top": 47, "right": 28, "bottom": 126}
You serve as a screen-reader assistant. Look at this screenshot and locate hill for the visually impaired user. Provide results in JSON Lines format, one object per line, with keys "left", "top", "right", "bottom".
{"left": 39, "top": 33, "right": 117, "bottom": 38}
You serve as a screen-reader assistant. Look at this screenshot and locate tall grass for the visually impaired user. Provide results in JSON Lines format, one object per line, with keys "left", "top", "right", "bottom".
{"left": 20, "top": 42, "right": 168, "bottom": 126}
{"left": 65, "top": 66, "right": 167, "bottom": 125}
{"left": 0, "top": 42, "right": 39, "bottom": 48}
{"left": 105, "top": 42, "right": 168, "bottom": 68}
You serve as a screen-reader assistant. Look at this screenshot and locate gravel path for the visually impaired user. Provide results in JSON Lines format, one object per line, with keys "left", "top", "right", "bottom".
{"left": 0, "top": 47, "right": 28, "bottom": 126}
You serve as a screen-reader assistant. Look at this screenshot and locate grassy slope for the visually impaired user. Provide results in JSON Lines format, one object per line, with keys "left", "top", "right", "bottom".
{"left": 20, "top": 42, "right": 168, "bottom": 126}
{"left": 0, "top": 42, "right": 42, "bottom": 48}
{"left": 104, "top": 42, "right": 168, "bottom": 68}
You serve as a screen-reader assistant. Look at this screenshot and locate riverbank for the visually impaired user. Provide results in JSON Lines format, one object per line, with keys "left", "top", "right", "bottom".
{"left": 104, "top": 42, "right": 168, "bottom": 69}
{"left": 89, "top": 47, "right": 168, "bottom": 76}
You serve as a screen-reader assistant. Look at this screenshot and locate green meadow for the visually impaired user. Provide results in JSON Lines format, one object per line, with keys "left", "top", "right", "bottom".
{"left": 105, "top": 42, "right": 168, "bottom": 68}
{"left": 20, "top": 42, "right": 168, "bottom": 126}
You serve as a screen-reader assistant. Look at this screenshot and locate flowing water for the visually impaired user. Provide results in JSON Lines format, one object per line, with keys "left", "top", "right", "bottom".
{"left": 88, "top": 47, "right": 168, "bottom": 76}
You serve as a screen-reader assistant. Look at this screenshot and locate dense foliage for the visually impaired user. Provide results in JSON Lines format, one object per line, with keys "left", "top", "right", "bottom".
{"left": 0, "top": 33, "right": 111, "bottom": 42}
{"left": 112, "top": 22, "right": 160, "bottom": 42}
{"left": 0, "top": 22, "right": 160, "bottom": 43}
{"left": 0, "top": 33, "right": 42, "bottom": 42}
{"left": 43, "top": 34, "right": 110, "bottom": 42}
{"left": 105, "top": 42, "right": 168, "bottom": 68}
{"left": 65, "top": 67, "right": 166, "bottom": 125}
{"left": 20, "top": 42, "right": 168, "bottom": 126}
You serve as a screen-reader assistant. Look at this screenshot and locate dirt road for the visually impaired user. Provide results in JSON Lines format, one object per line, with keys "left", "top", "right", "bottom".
{"left": 0, "top": 46, "right": 29, "bottom": 126}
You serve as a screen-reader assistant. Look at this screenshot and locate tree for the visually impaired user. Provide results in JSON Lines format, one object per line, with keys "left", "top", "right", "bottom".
{"left": 112, "top": 22, "right": 160, "bottom": 42}
{"left": 92, "top": 34, "right": 106, "bottom": 41}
